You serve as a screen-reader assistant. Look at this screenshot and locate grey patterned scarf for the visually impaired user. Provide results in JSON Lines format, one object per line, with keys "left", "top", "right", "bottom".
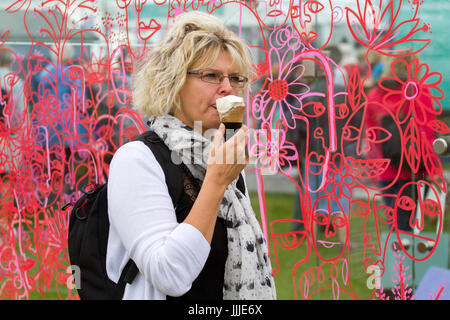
{"left": 148, "top": 115, "right": 276, "bottom": 300}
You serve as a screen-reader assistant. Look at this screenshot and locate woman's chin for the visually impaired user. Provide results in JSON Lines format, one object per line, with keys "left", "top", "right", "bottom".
{"left": 204, "top": 114, "right": 221, "bottom": 130}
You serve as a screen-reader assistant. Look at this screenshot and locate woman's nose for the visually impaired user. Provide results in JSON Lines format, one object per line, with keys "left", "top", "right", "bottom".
{"left": 218, "top": 76, "right": 234, "bottom": 95}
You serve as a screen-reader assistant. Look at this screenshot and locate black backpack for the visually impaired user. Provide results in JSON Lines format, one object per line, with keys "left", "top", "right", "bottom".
{"left": 65, "top": 131, "right": 186, "bottom": 300}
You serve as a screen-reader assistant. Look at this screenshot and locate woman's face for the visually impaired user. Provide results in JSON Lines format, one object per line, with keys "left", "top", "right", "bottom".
{"left": 175, "top": 50, "right": 241, "bottom": 133}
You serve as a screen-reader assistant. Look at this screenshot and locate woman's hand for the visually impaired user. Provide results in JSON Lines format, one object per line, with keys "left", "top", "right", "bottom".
{"left": 205, "top": 123, "right": 249, "bottom": 189}
{"left": 184, "top": 124, "right": 249, "bottom": 243}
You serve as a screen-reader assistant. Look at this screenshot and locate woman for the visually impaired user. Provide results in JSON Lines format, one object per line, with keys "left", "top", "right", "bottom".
{"left": 106, "top": 11, "right": 276, "bottom": 300}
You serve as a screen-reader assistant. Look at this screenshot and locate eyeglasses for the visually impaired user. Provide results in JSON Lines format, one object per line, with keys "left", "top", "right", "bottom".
{"left": 187, "top": 69, "right": 248, "bottom": 88}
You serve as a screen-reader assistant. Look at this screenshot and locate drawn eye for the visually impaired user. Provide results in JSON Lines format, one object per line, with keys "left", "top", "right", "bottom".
{"left": 64, "top": 68, "right": 82, "bottom": 80}
{"left": 305, "top": 0, "right": 324, "bottom": 13}
{"left": 313, "top": 213, "right": 328, "bottom": 225}
{"left": 5, "top": 73, "right": 19, "bottom": 86}
{"left": 422, "top": 199, "right": 440, "bottom": 216}
{"left": 398, "top": 196, "right": 415, "bottom": 211}
{"left": 366, "top": 127, "right": 392, "bottom": 143}
{"left": 274, "top": 231, "right": 306, "bottom": 249}
{"left": 342, "top": 126, "right": 360, "bottom": 141}
{"left": 302, "top": 101, "right": 325, "bottom": 117}
{"left": 291, "top": 5, "right": 300, "bottom": 18}
{"left": 350, "top": 200, "right": 370, "bottom": 217}
{"left": 332, "top": 216, "right": 346, "bottom": 228}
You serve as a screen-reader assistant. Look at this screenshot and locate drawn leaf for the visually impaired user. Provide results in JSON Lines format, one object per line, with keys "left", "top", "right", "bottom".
{"left": 348, "top": 66, "right": 362, "bottom": 111}
{"left": 403, "top": 120, "right": 421, "bottom": 173}
{"left": 428, "top": 119, "right": 450, "bottom": 134}
{"left": 6, "top": 0, "right": 28, "bottom": 13}
{"left": 376, "top": 19, "right": 431, "bottom": 56}
{"left": 0, "top": 30, "right": 10, "bottom": 48}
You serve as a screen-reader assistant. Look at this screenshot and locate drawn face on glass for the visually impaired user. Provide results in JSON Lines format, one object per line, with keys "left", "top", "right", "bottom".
{"left": 311, "top": 195, "right": 348, "bottom": 261}
{"left": 110, "top": 45, "right": 133, "bottom": 105}
{"left": 348, "top": 188, "right": 386, "bottom": 299}
{"left": 341, "top": 103, "right": 397, "bottom": 190}
{"left": 255, "top": 0, "right": 292, "bottom": 29}
{"left": 295, "top": 50, "right": 336, "bottom": 192}
{"left": 135, "top": 0, "right": 161, "bottom": 41}
{"left": 394, "top": 181, "right": 443, "bottom": 260}
{"left": 291, "top": 0, "right": 334, "bottom": 50}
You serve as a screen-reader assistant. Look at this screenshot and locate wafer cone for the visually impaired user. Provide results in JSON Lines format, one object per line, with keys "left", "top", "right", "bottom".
{"left": 216, "top": 95, "right": 245, "bottom": 123}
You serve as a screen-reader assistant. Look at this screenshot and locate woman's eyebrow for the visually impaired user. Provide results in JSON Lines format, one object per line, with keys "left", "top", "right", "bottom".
{"left": 199, "top": 68, "right": 219, "bottom": 72}
{"left": 200, "top": 68, "right": 241, "bottom": 74}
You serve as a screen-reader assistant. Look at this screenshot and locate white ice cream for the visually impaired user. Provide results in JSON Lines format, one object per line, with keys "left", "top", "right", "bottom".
{"left": 216, "top": 95, "right": 245, "bottom": 119}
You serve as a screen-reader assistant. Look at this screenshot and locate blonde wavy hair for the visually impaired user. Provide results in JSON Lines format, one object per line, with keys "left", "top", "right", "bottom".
{"left": 132, "top": 11, "right": 253, "bottom": 116}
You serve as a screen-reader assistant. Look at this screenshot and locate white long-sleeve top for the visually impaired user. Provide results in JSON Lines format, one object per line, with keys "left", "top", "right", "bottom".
{"left": 106, "top": 140, "right": 211, "bottom": 299}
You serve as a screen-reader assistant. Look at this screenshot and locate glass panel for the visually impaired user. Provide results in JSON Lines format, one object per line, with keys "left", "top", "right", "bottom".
{"left": 0, "top": 0, "right": 447, "bottom": 300}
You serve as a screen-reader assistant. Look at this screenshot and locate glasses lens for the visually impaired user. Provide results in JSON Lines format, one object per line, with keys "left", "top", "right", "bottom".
{"left": 196, "top": 70, "right": 248, "bottom": 88}
{"left": 229, "top": 75, "right": 247, "bottom": 88}
{"left": 201, "top": 71, "right": 221, "bottom": 84}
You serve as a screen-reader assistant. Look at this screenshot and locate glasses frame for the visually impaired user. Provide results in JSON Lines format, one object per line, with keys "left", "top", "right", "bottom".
{"left": 187, "top": 69, "right": 248, "bottom": 88}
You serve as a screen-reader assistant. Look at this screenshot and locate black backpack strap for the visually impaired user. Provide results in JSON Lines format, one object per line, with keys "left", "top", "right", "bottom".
{"left": 117, "top": 259, "right": 140, "bottom": 288}
{"left": 135, "top": 131, "right": 185, "bottom": 205}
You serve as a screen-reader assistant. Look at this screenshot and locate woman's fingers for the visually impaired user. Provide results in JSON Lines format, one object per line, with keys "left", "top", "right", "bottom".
{"left": 215, "top": 123, "right": 226, "bottom": 144}
{"left": 206, "top": 124, "right": 249, "bottom": 186}
{"left": 209, "top": 123, "right": 225, "bottom": 163}
{"left": 233, "top": 125, "right": 249, "bottom": 164}
{"left": 209, "top": 124, "right": 249, "bottom": 165}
